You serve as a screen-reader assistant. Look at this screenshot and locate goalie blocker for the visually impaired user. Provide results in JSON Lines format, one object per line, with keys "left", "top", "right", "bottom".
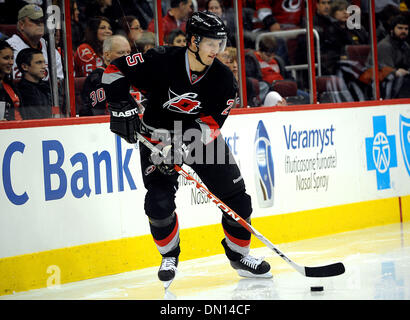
{"left": 108, "top": 100, "right": 141, "bottom": 144}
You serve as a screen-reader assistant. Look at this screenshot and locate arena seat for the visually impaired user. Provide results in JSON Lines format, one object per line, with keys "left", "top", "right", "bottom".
{"left": 316, "top": 75, "right": 354, "bottom": 103}
{"left": 0, "top": 24, "right": 17, "bottom": 37}
{"left": 345, "top": 45, "right": 371, "bottom": 66}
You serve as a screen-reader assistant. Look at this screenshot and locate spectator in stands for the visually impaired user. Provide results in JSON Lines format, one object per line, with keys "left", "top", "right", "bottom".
{"left": 116, "top": 15, "right": 144, "bottom": 53}
{"left": 320, "top": 0, "right": 369, "bottom": 75}
{"left": 218, "top": 46, "right": 288, "bottom": 107}
{"left": 134, "top": 31, "right": 156, "bottom": 53}
{"left": 217, "top": 46, "right": 245, "bottom": 106}
{"left": 6, "top": 4, "right": 64, "bottom": 80}
{"left": 205, "top": 0, "right": 231, "bottom": 43}
{"left": 165, "top": 29, "right": 187, "bottom": 47}
{"left": 15, "top": 48, "right": 52, "bottom": 119}
{"left": 249, "top": 36, "right": 284, "bottom": 84}
{"left": 299, "top": 0, "right": 332, "bottom": 62}
{"left": 217, "top": 46, "right": 239, "bottom": 80}
{"left": 255, "top": 0, "right": 304, "bottom": 30}
{"left": 74, "top": 16, "right": 113, "bottom": 77}
{"left": 79, "top": 35, "right": 131, "bottom": 116}
{"left": 312, "top": 0, "right": 332, "bottom": 36}
{"left": 206, "top": 0, "right": 224, "bottom": 18}
{"left": 376, "top": 14, "right": 410, "bottom": 98}
{"left": 247, "top": 36, "right": 310, "bottom": 102}
{"left": 256, "top": 12, "right": 290, "bottom": 65}
{"left": 259, "top": 12, "right": 280, "bottom": 33}
{"left": 218, "top": 46, "right": 269, "bottom": 107}
{"left": 147, "top": 0, "right": 193, "bottom": 43}
{"left": 296, "top": 0, "right": 333, "bottom": 81}
{"left": 71, "top": 0, "right": 84, "bottom": 51}
{"left": 375, "top": 4, "right": 402, "bottom": 41}
{"left": 0, "top": 39, "right": 21, "bottom": 121}
{"left": 205, "top": 0, "right": 253, "bottom": 47}
{"left": 360, "top": 0, "right": 401, "bottom": 14}
{"left": 103, "top": 0, "right": 153, "bottom": 30}
{"left": 85, "top": 0, "right": 115, "bottom": 23}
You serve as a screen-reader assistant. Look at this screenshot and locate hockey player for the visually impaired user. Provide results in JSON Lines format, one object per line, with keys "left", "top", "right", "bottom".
{"left": 102, "top": 11, "right": 272, "bottom": 286}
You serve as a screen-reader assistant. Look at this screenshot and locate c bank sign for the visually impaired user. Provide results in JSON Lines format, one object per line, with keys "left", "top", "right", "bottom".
{"left": 1, "top": 135, "right": 137, "bottom": 205}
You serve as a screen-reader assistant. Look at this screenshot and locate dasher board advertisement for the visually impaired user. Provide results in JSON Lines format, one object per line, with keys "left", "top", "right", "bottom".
{"left": 1, "top": 104, "right": 409, "bottom": 258}
{"left": 220, "top": 104, "right": 410, "bottom": 217}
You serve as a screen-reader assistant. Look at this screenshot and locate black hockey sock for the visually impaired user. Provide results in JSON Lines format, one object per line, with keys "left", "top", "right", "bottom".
{"left": 149, "top": 212, "right": 180, "bottom": 257}
{"left": 222, "top": 213, "right": 251, "bottom": 242}
{"left": 221, "top": 238, "right": 242, "bottom": 261}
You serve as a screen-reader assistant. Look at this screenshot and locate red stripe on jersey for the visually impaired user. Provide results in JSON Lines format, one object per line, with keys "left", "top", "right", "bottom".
{"left": 199, "top": 115, "right": 221, "bottom": 141}
{"left": 223, "top": 229, "right": 251, "bottom": 248}
{"left": 104, "top": 64, "right": 121, "bottom": 74}
{"left": 153, "top": 217, "right": 179, "bottom": 247}
{"left": 141, "top": 134, "right": 165, "bottom": 146}
{"left": 189, "top": 68, "right": 205, "bottom": 84}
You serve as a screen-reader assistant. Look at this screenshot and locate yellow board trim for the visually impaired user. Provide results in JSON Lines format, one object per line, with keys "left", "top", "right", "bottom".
{"left": 0, "top": 196, "right": 405, "bottom": 296}
{"left": 401, "top": 194, "right": 410, "bottom": 222}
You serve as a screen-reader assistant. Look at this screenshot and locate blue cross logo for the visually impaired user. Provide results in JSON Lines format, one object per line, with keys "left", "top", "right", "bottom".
{"left": 365, "top": 116, "right": 397, "bottom": 190}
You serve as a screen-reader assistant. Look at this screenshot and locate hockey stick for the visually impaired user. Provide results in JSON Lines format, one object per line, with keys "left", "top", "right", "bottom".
{"left": 136, "top": 132, "right": 345, "bottom": 278}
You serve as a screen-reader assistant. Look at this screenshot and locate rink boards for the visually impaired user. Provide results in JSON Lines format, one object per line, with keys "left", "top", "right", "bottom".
{"left": 1, "top": 103, "right": 410, "bottom": 295}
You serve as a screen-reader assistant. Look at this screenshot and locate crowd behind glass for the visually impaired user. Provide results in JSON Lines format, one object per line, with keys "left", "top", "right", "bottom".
{"left": 0, "top": 0, "right": 409, "bottom": 121}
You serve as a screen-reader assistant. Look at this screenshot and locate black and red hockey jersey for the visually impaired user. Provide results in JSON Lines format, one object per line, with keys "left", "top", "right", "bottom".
{"left": 79, "top": 67, "right": 108, "bottom": 116}
{"left": 102, "top": 46, "right": 238, "bottom": 145}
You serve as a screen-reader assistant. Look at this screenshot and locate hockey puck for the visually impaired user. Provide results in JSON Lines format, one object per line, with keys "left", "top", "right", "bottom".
{"left": 310, "top": 286, "right": 324, "bottom": 292}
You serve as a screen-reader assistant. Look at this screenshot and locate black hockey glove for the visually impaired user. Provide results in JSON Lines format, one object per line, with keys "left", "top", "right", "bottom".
{"left": 108, "top": 101, "right": 141, "bottom": 144}
{"left": 150, "top": 143, "right": 189, "bottom": 175}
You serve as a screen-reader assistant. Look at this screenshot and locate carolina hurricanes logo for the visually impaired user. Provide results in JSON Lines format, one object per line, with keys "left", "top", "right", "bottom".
{"left": 282, "top": 0, "right": 301, "bottom": 13}
{"left": 78, "top": 47, "right": 94, "bottom": 62}
{"left": 144, "top": 164, "right": 156, "bottom": 176}
{"left": 95, "top": 57, "right": 104, "bottom": 67}
{"left": 163, "top": 88, "right": 202, "bottom": 114}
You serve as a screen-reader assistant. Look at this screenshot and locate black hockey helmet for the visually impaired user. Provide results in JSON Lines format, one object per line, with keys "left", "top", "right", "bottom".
{"left": 186, "top": 11, "right": 228, "bottom": 66}
{"left": 186, "top": 11, "right": 228, "bottom": 42}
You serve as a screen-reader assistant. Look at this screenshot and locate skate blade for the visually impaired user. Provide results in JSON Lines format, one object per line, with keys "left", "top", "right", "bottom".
{"left": 236, "top": 269, "right": 273, "bottom": 279}
{"left": 164, "top": 288, "right": 177, "bottom": 300}
{"left": 163, "top": 279, "right": 174, "bottom": 290}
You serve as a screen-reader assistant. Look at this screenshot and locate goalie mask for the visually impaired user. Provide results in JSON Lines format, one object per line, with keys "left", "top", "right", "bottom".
{"left": 186, "top": 11, "right": 228, "bottom": 65}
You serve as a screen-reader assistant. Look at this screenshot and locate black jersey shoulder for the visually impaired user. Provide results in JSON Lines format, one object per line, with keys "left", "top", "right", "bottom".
{"left": 211, "top": 58, "right": 235, "bottom": 79}
{"left": 142, "top": 45, "right": 186, "bottom": 64}
{"left": 87, "top": 67, "right": 105, "bottom": 85}
{"left": 208, "top": 58, "right": 238, "bottom": 92}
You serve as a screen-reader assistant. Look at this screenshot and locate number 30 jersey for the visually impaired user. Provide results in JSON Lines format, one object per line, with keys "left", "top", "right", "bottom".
{"left": 79, "top": 67, "right": 108, "bottom": 116}
{"left": 102, "top": 46, "right": 238, "bottom": 144}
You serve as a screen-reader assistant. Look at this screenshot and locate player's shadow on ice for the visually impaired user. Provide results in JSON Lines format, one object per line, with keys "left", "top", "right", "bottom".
{"left": 232, "top": 278, "right": 278, "bottom": 300}
{"left": 161, "top": 278, "right": 277, "bottom": 300}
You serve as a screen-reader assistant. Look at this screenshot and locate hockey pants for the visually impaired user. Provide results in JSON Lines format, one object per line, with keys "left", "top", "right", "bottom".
{"left": 139, "top": 135, "right": 253, "bottom": 259}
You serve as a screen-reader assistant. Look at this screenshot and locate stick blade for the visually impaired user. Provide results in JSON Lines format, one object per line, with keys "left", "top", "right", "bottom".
{"left": 304, "top": 262, "right": 345, "bottom": 277}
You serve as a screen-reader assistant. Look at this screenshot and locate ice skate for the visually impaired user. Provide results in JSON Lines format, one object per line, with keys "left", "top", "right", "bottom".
{"left": 222, "top": 239, "right": 272, "bottom": 278}
{"left": 229, "top": 255, "right": 272, "bottom": 278}
{"left": 158, "top": 256, "right": 178, "bottom": 289}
